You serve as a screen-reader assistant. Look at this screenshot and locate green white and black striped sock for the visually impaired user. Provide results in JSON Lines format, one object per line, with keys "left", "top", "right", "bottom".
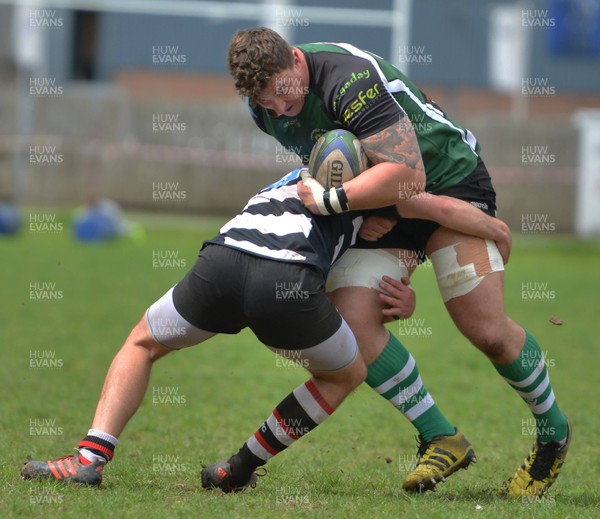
{"left": 366, "top": 333, "right": 455, "bottom": 441}
{"left": 493, "top": 330, "right": 568, "bottom": 443}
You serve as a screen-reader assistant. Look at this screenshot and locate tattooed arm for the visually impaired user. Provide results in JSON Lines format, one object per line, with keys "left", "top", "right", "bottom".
{"left": 346, "top": 117, "right": 425, "bottom": 207}
{"left": 298, "top": 118, "right": 426, "bottom": 212}
{"left": 360, "top": 117, "right": 425, "bottom": 174}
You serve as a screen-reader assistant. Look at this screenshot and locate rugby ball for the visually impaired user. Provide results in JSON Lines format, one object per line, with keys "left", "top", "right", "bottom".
{"left": 308, "top": 129, "right": 369, "bottom": 189}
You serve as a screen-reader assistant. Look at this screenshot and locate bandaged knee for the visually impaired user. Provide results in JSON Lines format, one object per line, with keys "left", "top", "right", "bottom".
{"left": 429, "top": 239, "right": 504, "bottom": 302}
{"left": 326, "top": 249, "right": 409, "bottom": 293}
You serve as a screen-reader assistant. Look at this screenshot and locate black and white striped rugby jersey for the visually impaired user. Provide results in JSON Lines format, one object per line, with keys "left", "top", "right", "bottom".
{"left": 206, "top": 169, "right": 363, "bottom": 276}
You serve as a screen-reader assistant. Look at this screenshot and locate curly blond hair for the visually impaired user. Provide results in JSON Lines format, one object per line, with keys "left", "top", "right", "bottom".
{"left": 227, "top": 27, "right": 294, "bottom": 106}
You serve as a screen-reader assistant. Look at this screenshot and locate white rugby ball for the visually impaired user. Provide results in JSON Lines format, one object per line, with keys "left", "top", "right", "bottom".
{"left": 308, "top": 129, "right": 369, "bottom": 189}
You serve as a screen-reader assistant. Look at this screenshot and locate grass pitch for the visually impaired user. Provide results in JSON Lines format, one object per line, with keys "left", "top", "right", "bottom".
{"left": 1, "top": 210, "right": 598, "bottom": 518}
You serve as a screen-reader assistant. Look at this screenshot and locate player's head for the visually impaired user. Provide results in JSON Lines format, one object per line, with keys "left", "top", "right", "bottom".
{"left": 228, "top": 27, "right": 307, "bottom": 117}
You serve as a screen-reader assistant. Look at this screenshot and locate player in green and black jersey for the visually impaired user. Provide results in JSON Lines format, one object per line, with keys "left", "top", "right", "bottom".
{"left": 251, "top": 42, "right": 478, "bottom": 193}
{"left": 228, "top": 27, "right": 570, "bottom": 497}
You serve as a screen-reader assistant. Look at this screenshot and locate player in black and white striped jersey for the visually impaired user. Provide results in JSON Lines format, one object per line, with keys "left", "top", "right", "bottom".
{"left": 206, "top": 168, "right": 362, "bottom": 276}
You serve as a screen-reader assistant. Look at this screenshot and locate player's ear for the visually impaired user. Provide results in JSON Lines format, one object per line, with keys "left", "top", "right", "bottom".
{"left": 292, "top": 48, "right": 304, "bottom": 70}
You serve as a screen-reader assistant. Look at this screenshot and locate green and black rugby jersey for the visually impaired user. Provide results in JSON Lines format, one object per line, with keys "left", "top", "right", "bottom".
{"left": 250, "top": 42, "right": 480, "bottom": 192}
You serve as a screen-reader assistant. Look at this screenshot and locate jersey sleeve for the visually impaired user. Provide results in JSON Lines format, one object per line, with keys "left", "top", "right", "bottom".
{"left": 322, "top": 54, "right": 406, "bottom": 139}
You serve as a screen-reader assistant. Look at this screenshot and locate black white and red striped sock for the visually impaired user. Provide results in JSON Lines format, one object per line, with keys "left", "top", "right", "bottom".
{"left": 77, "top": 428, "right": 118, "bottom": 465}
{"left": 227, "top": 380, "right": 334, "bottom": 479}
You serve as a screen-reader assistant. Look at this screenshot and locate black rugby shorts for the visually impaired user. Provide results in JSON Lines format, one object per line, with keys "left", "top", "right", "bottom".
{"left": 172, "top": 245, "right": 342, "bottom": 349}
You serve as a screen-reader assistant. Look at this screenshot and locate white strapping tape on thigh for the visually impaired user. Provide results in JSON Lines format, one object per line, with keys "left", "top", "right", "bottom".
{"left": 326, "top": 249, "right": 409, "bottom": 293}
{"left": 146, "top": 286, "right": 215, "bottom": 349}
{"left": 429, "top": 239, "right": 504, "bottom": 303}
{"left": 267, "top": 318, "right": 358, "bottom": 372}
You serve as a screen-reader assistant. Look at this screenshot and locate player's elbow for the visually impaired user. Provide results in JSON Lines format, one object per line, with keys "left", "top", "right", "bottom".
{"left": 386, "top": 163, "right": 425, "bottom": 199}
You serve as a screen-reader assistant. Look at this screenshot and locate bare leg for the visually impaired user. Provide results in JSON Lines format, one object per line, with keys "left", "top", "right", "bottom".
{"left": 19, "top": 315, "right": 176, "bottom": 483}
{"left": 328, "top": 286, "right": 389, "bottom": 364}
{"left": 308, "top": 352, "right": 367, "bottom": 407}
{"left": 91, "top": 315, "right": 172, "bottom": 438}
